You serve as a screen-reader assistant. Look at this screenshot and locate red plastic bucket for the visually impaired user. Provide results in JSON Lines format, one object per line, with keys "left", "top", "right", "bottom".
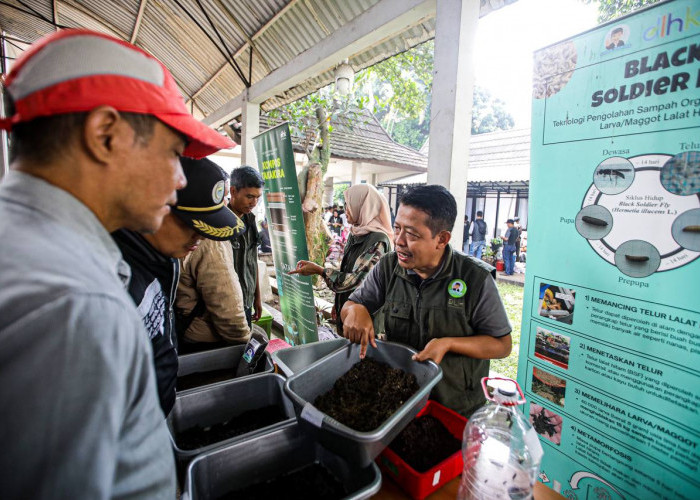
{"left": 377, "top": 401, "right": 467, "bottom": 499}
{"left": 496, "top": 260, "right": 505, "bottom": 271}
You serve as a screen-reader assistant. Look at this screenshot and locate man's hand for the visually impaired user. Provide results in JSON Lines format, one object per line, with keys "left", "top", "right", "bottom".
{"left": 341, "top": 302, "right": 376, "bottom": 359}
{"left": 253, "top": 297, "right": 263, "bottom": 322}
{"left": 288, "top": 260, "right": 324, "bottom": 276}
{"left": 412, "top": 338, "right": 451, "bottom": 364}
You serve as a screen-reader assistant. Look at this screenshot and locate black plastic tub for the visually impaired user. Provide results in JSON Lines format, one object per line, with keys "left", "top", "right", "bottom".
{"left": 177, "top": 342, "right": 274, "bottom": 396}
{"left": 183, "top": 422, "right": 382, "bottom": 500}
{"left": 284, "top": 340, "right": 442, "bottom": 467}
{"left": 167, "top": 373, "right": 295, "bottom": 467}
{"left": 271, "top": 338, "right": 349, "bottom": 377}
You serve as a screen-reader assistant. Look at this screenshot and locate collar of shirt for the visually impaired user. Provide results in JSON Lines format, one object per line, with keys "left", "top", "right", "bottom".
{"left": 1, "top": 171, "right": 131, "bottom": 287}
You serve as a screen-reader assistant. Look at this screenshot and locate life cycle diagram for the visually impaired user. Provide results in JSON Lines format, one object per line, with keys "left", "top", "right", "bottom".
{"left": 576, "top": 151, "right": 700, "bottom": 278}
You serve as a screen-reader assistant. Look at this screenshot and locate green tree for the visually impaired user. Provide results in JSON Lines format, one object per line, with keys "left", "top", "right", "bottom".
{"left": 582, "top": 0, "right": 662, "bottom": 23}
{"left": 357, "top": 40, "right": 515, "bottom": 148}
{"left": 356, "top": 40, "right": 434, "bottom": 137}
{"left": 471, "top": 87, "right": 515, "bottom": 135}
{"left": 391, "top": 116, "right": 431, "bottom": 150}
{"left": 266, "top": 38, "right": 515, "bottom": 267}
{"left": 333, "top": 183, "right": 350, "bottom": 205}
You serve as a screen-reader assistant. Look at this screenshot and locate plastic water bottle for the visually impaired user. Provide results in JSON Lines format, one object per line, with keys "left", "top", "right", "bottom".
{"left": 457, "top": 377, "right": 544, "bottom": 500}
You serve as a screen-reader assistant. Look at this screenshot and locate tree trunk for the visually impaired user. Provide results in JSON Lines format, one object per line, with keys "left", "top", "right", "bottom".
{"left": 300, "top": 106, "right": 332, "bottom": 276}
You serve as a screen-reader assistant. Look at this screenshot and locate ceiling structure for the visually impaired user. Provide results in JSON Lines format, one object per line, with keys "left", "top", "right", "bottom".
{"left": 0, "top": 0, "right": 432, "bottom": 120}
{"left": 1, "top": 0, "right": 515, "bottom": 130}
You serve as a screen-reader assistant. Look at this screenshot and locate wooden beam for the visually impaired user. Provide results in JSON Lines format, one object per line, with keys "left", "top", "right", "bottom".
{"left": 61, "top": 0, "right": 129, "bottom": 39}
{"left": 213, "top": 0, "right": 271, "bottom": 72}
{"left": 236, "top": 0, "right": 303, "bottom": 59}
{"left": 203, "top": 0, "right": 436, "bottom": 128}
{"left": 186, "top": 0, "right": 302, "bottom": 108}
{"left": 130, "top": 0, "right": 148, "bottom": 44}
{"left": 52, "top": 0, "right": 59, "bottom": 31}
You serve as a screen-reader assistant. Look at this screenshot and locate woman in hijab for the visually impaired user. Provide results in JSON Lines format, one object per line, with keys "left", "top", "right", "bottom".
{"left": 290, "top": 184, "right": 393, "bottom": 333}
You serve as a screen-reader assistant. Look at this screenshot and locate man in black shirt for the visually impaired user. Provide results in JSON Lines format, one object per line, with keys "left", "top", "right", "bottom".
{"left": 503, "top": 219, "right": 518, "bottom": 276}
{"left": 259, "top": 219, "right": 272, "bottom": 253}
{"left": 469, "top": 211, "right": 488, "bottom": 259}
{"left": 113, "top": 158, "right": 242, "bottom": 415}
{"left": 229, "top": 166, "right": 265, "bottom": 326}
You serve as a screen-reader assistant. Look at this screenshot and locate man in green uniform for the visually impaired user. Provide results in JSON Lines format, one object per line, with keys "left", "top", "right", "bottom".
{"left": 229, "top": 166, "right": 264, "bottom": 326}
{"left": 341, "top": 185, "right": 512, "bottom": 417}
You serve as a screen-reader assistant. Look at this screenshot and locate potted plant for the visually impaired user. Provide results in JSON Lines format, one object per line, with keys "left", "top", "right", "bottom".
{"left": 490, "top": 238, "right": 503, "bottom": 260}
{"left": 482, "top": 246, "right": 496, "bottom": 266}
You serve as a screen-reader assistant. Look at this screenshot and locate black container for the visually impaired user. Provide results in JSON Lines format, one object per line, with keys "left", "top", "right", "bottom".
{"left": 284, "top": 340, "right": 442, "bottom": 467}
{"left": 271, "top": 338, "right": 349, "bottom": 377}
{"left": 177, "top": 342, "right": 274, "bottom": 396}
{"left": 167, "top": 373, "right": 295, "bottom": 467}
{"left": 183, "top": 422, "right": 381, "bottom": 500}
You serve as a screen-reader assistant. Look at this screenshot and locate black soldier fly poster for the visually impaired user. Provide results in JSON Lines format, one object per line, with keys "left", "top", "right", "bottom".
{"left": 518, "top": 1, "right": 700, "bottom": 498}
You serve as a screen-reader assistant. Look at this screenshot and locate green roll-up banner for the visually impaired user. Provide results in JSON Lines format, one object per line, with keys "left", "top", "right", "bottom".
{"left": 253, "top": 123, "right": 318, "bottom": 345}
{"left": 518, "top": 1, "right": 700, "bottom": 498}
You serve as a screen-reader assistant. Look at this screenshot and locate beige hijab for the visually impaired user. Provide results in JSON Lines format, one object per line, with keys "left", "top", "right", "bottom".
{"left": 344, "top": 184, "right": 394, "bottom": 249}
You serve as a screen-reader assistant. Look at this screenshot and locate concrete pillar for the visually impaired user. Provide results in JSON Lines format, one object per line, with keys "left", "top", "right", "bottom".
{"left": 241, "top": 88, "right": 260, "bottom": 167}
{"left": 370, "top": 173, "right": 378, "bottom": 186}
{"left": 323, "top": 176, "right": 334, "bottom": 207}
{"left": 351, "top": 162, "right": 362, "bottom": 186}
{"left": 427, "top": 0, "right": 480, "bottom": 248}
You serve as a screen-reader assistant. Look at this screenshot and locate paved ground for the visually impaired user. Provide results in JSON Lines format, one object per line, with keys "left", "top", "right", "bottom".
{"left": 496, "top": 270, "right": 525, "bottom": 287}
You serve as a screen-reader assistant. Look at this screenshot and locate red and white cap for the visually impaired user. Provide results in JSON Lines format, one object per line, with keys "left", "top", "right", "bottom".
{"left": 1, "top": 29, "right": 235, "bottom": 159}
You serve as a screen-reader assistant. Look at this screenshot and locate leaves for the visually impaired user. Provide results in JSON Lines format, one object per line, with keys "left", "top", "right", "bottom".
{"left": 266, "top": 86, "right": 364, "bottom": 172}
{"left": 356, "top": 39, "right": 515, "bottom": 147}
{"left": 580, "top": 0, "right": 662, "bottom": 23}
{"left": 333, "top": 183, "right": 349, "bottom": 205}
{"left": 471, "top": 87, "right": 515, "bottom": 135}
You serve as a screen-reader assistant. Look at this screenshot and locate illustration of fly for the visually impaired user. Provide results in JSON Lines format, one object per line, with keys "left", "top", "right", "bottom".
{"left": 596, "top": 168, "right": 632, "bottom": 185}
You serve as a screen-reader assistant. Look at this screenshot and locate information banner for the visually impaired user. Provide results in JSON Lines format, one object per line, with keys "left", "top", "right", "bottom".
{"left": 518, "top": 2, "right": 700, "bottom": 499}
{"left": 253, "top": 123, "right": 318, "bottom": 345}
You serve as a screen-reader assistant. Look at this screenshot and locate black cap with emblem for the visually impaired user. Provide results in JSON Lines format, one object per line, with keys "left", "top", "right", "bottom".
{"left": 171, "top": 157, "right": 245, "bottom": 241}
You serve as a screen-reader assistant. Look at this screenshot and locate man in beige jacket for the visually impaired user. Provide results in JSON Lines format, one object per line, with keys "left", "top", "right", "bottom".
{"left": 176, "top": 222, "right": 251, "bottom": 351}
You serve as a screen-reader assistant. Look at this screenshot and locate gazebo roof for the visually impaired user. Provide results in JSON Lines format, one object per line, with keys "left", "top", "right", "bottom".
{"left": 261, "top": 109, "right": 427, "bottom": 171}
{"left": 382, "top": 127, "right": 531, "bottom": 186}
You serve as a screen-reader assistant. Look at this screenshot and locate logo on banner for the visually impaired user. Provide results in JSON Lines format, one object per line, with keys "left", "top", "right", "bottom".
{"left": 643, "top": 6, "right": 700, "bottom": 41}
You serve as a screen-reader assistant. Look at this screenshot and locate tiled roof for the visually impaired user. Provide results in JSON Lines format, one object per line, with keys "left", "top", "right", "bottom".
{"left": 384, "top": 127, "right": 531, "bottom": 184}
{"left": 261, "top": 109, "right": 428, "bottom": 170}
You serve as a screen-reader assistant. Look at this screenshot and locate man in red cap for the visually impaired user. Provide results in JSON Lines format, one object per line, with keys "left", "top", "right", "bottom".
{"left": 0, "top": 30, "right": 235, "bottom": 498}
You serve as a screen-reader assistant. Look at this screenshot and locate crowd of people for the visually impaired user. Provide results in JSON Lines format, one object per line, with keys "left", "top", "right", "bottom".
{"left": 323, "top": 204, "right": 350, "bottom": 241}
{"left": 463, "top": 212, "right": 526, "bottom": 274}
{"left": 0, "top": 28, "right": 516, "bottom": 498}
